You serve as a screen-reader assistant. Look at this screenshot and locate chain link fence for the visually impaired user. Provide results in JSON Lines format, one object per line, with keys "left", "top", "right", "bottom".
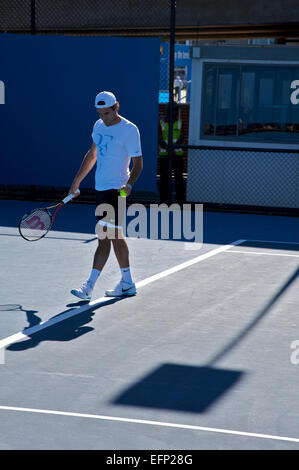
{"left": 0, "top": 0, "right": 171, "bottom": 34}
{"left": 0, "top": 0, "right": 31, "bottom": 31}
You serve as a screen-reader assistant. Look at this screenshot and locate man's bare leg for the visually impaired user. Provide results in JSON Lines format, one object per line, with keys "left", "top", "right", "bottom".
{"left": 111, "top": 229, "right": 130, "bottom": 269}
{"left": 93, "top": 237, "right": 112, "bottom": 270}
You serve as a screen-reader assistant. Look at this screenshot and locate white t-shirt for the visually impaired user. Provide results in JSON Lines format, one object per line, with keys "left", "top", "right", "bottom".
{"left": 91, "top": 116, "right": 142, "bottom": 191}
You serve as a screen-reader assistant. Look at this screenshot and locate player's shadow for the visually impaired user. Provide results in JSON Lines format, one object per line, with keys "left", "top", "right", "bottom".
{"left": 0, "top": 306, "right": 41, "bottom": 327}
{"left": 6, "top": 298, "right": 123, "bottom": 351}
{"left": 25, "top": 309, "right": 42, "bottom": 327}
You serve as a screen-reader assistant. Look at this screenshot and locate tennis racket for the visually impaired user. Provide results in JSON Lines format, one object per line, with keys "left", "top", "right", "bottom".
{"left": 0, "top": 304, "right": 23, "bottom": 311}
{"left": 18, "top": 190, "right": 80, "bottom": 242}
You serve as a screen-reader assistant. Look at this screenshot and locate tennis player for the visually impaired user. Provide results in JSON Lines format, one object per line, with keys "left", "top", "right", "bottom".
{"left": 69, "top": 91, "right": 143, "bottom": 300}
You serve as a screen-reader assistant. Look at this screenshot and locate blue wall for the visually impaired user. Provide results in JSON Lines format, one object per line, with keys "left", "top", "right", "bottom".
{"left": 0, "top": 34, "right": 160, "bottom": 193}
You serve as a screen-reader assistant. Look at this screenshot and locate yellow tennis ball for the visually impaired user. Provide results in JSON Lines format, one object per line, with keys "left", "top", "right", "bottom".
{"left": 120, "top": 189, "right": 127, "bottom": 197}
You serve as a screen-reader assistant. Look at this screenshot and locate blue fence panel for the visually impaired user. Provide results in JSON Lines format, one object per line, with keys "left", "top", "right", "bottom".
{"left": 0, "top": 34, "right": 160, "bottom": 194}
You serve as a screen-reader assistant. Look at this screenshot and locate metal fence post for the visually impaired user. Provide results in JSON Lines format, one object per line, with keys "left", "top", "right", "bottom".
{"left": 167, "top": 0, "right": 176, "bottom": 203}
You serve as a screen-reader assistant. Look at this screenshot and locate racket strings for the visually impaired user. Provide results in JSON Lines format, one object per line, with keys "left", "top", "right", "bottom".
{"left": 19, "top": 208, "right": 52, "bottom": 241}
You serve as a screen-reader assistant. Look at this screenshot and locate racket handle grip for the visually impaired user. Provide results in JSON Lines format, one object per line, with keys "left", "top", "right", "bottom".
{"left": 63, "top": 189, "right": 80, "bottom": 204}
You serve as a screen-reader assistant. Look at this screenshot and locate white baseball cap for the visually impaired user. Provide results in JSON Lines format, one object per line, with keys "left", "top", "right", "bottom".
{"left": 94, "top": 91, "right": 117, "bottom": 108}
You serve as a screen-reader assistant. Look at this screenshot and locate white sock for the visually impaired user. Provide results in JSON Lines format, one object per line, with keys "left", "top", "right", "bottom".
{"left": 87, "top": 268, "right": 101, "bottom": 288}
{"left": 121, "top": 267, "right": 133, "bottom": 284}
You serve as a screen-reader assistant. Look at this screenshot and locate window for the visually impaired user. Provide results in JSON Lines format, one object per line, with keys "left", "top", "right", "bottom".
{"left": 201, "top": 63, "right": 299, "bottom": 144}
{"left": 215, "top": 67, "right": 240, "bottom": 136}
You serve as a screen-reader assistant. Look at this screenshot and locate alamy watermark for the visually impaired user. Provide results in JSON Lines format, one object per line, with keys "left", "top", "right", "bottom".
{"left": 290, "top": 80, "right": 299, "bottom": 105}
{"left": 290, "top": 340, "right": 299, "bottom": 365}
{"left": 0, "top": 348, "right": 5, "bottom": 365}
{"left": 95, "top": 200, "right": 203, "bottom": 251}
{"left": 0, "top": 80, "right": 4, "bottom": 105}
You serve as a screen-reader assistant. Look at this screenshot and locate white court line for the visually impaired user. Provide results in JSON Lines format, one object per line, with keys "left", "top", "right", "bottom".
{"left": 135, "top": 239, "right": 245, "bottom": 288}
{"left": 246, "top": 239, "right": 299, "bottom": 246}
{"left": 0, "top": 405, "right": 299, "bottom": 444}
{"left": 224, "top": 250, "right": 299, "bottom": 258}
{"left": 0, "top": 297, "right": 111, "bottom": 350}
{"left": 0, "top": 239, "right": 245, "bottom": 350}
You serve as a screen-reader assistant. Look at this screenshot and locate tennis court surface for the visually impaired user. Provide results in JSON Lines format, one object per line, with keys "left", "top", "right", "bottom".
{"left": 1, "top": 199, "right": 299, "bottom": 450}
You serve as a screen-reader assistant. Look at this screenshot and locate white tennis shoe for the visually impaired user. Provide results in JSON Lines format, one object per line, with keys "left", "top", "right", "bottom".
{"left": 71, "top": 281, "right": 93, "bottom": 300}
{"left": 105, "top": 280, "right": 137, "bottom": 297}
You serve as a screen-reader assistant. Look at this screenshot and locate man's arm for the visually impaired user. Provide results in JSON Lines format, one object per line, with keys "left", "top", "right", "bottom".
{"left": 69, "top": 142, "right": 97, "bottom": 196}
{"left": 122, "top": 156, "right": 143, "bottom": 196}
